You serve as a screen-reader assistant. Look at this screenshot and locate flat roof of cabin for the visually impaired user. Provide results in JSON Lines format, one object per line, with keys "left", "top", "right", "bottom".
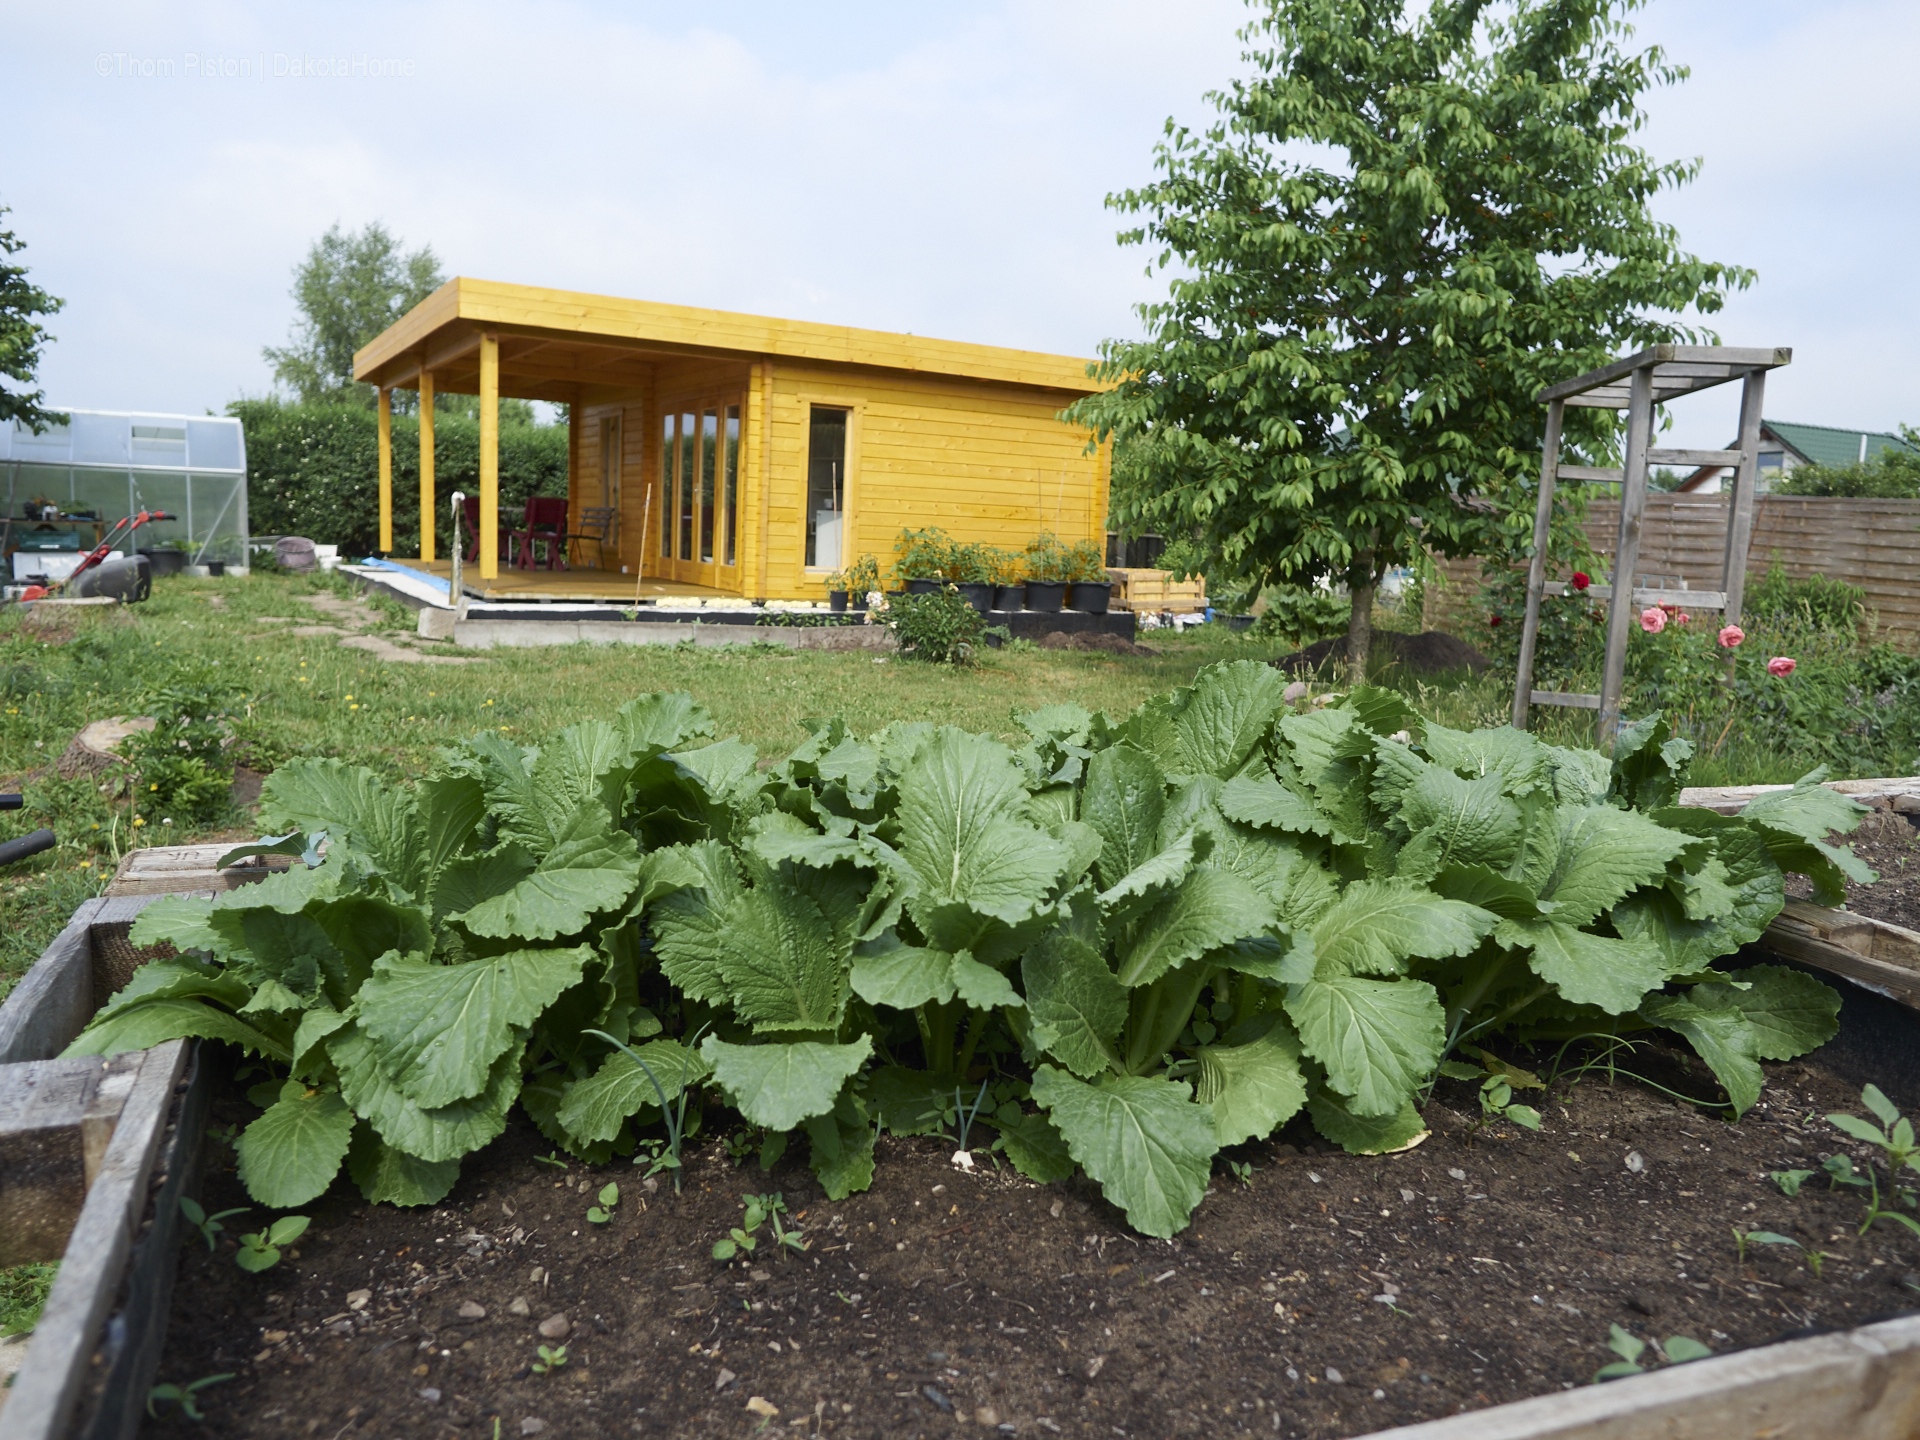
{"left": 353, "top": 277, "right": 1101, "bottom": 400}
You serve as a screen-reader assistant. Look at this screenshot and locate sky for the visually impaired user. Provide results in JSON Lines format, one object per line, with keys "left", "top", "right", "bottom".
{"left": 4, "top": 0, "right": 1917, "bottom": 452}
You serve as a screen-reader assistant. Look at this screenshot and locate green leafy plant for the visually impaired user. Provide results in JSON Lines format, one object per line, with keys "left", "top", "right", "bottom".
{"left": 946, "top": 542, "right": 994, "bottom": 585}
{"left": 1064, "top": 539, "right": 1109, "bottom": 584}
{"left": 986, "top": 546, "right": 1025, "bottom": 587}
{"left": 843, "top": 553, "right": 883, "bottom": 597}
{"left": 1438, "top": 1047, "right": 1544, "bottom": 1131}
{"left": 1022, "top": 530, "right": 1072, "bottom": 584}
{"left": 584, "top": 1024, "right": 706, "bottom": 1193}
{"left": 178, "top": 1195, "right": 247, "bottom": 1250}
{"left": 235, "top": 1215, "right": 308, "bottom": 1272}
{"left": 146, "top": 1373, "right": 236, "bottom": 1420}
{"left": 711, "top": 1192, "right": 807, "bottom": 1262}
{"left": 122, "top": 680, "right": 240, "bottom": 828}
{"left": 585, "top": 1182, "right": 620, "bottom": 1224}
{"left": 883, "top": 587, "right": 984, "bottom": 664}
{"left": 1824, "top": 1084, "right": 1920, "bottom": 1236}
{"left": 530, "top": 1343, "right": 568, "bottom": 1374}
{"left": 1771, "top": 1169, "right": 1815, "bottom": 1197}
{"left": 1593, "top": 1324, "right": 1711, "bottom": 1382}
{"left": 1248, "top": 584, "right": 1351, "bottom": 649}
{"left": 893, "top": 527, "right": 955, "bottom": 583}
{"left": 0, "top": 1261, "right": 57, "bottom": 1337}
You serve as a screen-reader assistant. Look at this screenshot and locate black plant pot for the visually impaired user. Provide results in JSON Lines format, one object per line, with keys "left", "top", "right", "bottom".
{"left": 992, "top": 584, "right": 1025, "bottom": 613}
{"left": 906, "top": 577, "right": 942, "bottom": 596}
{"left": 138, "top": 547, "right": 187, "bottom": 578}
{"left": 1068, "top": 581, "right": 1113, "bottom": 614}
{"left": 849, "top": 593, "right": 869, "bottom": 613}
{"left": 206, "top": 561, "right": 226, "bottom": 577}
{"left": 829, "top": 589, "right": 849, "bottom": 614}
{"left": 956, "top": 582, "right": 994, "bottom": 615}
{"left": 1025, "top": 580, "right": 1066, "bottom": 613}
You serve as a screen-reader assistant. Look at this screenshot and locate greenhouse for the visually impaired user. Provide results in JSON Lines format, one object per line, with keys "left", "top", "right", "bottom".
{"left": 0, "top": 408, "right": 248, "bottom": 580}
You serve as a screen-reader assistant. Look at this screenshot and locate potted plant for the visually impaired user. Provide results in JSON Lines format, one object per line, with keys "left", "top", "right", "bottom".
{"left": 825, "top": 566, "right": 852, "bottom": 613}
{"left": 989, "top": 546, "right": 1025, "bottom": 612}
{"left": 1066, "top": 539, "right": 1114, "bottom": 613}
{"left": 946, "top": 541, "right": 995, "bottom": 615}
{"left": 845, "top": 553, "right": 882, "bottom": 612}
{"left": 1022, "top": 530, "right": 1071, "bottom": 612}
{"left": 894, "top": 527, "right": 953, "bottom": 595}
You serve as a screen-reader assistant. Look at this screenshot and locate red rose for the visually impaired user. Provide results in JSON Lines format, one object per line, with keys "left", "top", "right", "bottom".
{"left": 1571, "top": 572, "right": 1590, "bottom": 591}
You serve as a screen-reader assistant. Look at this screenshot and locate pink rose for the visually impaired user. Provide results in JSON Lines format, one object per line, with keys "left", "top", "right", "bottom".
{"left": 1717, "top": 625, "right": 1745, "bottom": 648}
{"left": 1767, "top": 656, "right": 1797, "bottom": 677}
{"left": 1675, "top": 612, "right": 1691, "bottom": 626}
{"left": 1639, "top": 607, "right": 1666, "bottom": 634}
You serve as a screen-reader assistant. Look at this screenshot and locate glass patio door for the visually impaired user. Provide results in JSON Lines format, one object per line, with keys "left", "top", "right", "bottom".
{"left": 658, "top": 398, "right": 742, "bottom": 590}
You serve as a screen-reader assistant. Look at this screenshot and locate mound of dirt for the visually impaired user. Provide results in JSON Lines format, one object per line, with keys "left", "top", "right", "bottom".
{"left": 1274, "top": 628, "right": 1491, "bottom": 676}
{"left": 1037, "top": 630, "right": 1156, "bottom": 656}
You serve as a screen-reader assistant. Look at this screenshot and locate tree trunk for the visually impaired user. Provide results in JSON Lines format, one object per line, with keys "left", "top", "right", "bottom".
{"left": 1344, "top": 576, "right": 1374, "bottom": 687}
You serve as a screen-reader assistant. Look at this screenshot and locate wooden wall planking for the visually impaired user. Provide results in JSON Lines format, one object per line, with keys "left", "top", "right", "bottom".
{"left": 1426, "top": 495, "right": 1920, "bottom": 647}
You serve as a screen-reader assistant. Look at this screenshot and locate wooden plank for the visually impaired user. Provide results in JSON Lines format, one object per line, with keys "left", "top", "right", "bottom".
{"left": 1678, "top": 777, "right": 1920, "bottom": 816}
{"left": 1557, "top": 465, "right": 1620, "bottom": 483}
{"left": 1647, "top": 447, "right": 1743, "bottom": 467}
{"left": 0, "top": 898, "right": 109, "bottom": 1065}
{"left": 1535, "top": 344, "right": 1790, "bottom": 402}
{"left": 1, "top": 1040, "right": 190, "bottom": 1440}
{"left": 1531, "top": 691, "right": 1600, "bottom": 708}
{"left": 1764, "top": 909, "right": 1920, "bottom": 1010}
{"left": 0, "top": 1057, "right": 110, "bottom": 1266}
{"left": 1362, "top": 1309, "right": 1920, "bottom": 1440}
{"left": 107, "top": 842, "right": 288, "bottom": 896}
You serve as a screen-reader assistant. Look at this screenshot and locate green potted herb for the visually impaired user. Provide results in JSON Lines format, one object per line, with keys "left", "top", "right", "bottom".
{"left": 1022, "top": 531, "right": 1071, "bottom": 612}
{"left": 844, "top": 553, "right": 882, "bottom": 611}
{"left": 825, "top": 566, "right": 853, "bottom": 614}
{"left": 893, "top": 527, "right": 953, "bottom": 594}
{"left": 1065, "top": 539, "right": 1114, "bottom": 614}
{"left": 988, "top": 546, "right": 1025, "bottom": 612}
{"left": 945, "top": 541, "right": 995, "bottom": 615}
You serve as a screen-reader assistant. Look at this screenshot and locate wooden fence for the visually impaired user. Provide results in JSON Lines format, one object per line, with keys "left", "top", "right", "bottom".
{"left": 1425, "top": 495, "right": 1920, "bottom": 647}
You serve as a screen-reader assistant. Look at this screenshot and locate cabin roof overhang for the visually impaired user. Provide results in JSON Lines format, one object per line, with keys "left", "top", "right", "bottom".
{"left": 353, "top": 277, "right": 1103, "bottom": 403}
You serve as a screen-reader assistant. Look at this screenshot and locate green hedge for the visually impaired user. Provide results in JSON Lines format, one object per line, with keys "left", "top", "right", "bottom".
{"left": 231, "top": 399, "right": 570, "bottom": 557}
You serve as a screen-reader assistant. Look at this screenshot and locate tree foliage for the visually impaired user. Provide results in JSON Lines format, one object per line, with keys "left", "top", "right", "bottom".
{"left": 264, "top": 222, "right": 445, "bottom": 408}
{"left": 1775, "top": 428, "right": 1920, "bottom": 499}
{"left": 1066, "top": 0, "right": 1751, "bottom": 674}
{"left": 0, "top": 205, "right": 66, "bottom": 434}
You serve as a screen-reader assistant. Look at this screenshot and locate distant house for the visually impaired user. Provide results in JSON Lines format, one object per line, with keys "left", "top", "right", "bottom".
{"left": 1675, "top": 419, "right": 1918, "bottom": 493}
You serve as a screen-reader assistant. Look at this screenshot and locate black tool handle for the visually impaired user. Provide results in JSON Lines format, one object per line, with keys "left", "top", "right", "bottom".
{"left": 0, "top": 794, "right": 22, "bottom": 810}
{"left": 0, "top": 828, "right": 56, "bottom": 866}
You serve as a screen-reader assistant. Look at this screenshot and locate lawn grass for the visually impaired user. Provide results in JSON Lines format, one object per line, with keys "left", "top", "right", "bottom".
{"left": 0, "top": 569, "right": 1867, "bottom": 1001}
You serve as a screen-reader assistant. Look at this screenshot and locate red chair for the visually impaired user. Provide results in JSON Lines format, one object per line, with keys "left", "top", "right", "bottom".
{"left": 460, "top": 496, "right": 517, "bottom": 566}
{"left": 512, "top": 497, "right": 569, "bottom": 570}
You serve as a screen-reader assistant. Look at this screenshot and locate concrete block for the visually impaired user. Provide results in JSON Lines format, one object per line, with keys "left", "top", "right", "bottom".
{"left": 417, "top": 607, "right": 455, "bottom": 640}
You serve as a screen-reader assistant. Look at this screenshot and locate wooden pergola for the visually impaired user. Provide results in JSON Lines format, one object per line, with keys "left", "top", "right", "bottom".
{"left": 1511, "top": 344, "right": 1792, "bottom": 744}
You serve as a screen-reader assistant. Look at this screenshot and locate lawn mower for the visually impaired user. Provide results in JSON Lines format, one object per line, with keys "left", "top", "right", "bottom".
{"left": 11, "top": 508, "right": 174, "bottom": 604}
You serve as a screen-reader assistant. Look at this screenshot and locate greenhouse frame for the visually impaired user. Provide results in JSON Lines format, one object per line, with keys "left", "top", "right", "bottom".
{"left": 0, "top": 409, "right": 249, "bottom": 577}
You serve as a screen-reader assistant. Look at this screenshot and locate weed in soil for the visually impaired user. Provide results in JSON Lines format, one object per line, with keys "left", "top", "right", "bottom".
{"left": 150, "top": 1051, "right": 1920, "bottom": 1440}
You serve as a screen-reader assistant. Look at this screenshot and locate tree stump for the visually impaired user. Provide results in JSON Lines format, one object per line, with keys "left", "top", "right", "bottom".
{"left": 54, "top": 717, "right": 156, "bottom": 781}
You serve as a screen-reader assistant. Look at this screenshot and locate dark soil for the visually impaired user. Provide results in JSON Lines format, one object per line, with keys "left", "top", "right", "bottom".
{"left": 1784, "top": 811, "right": 1920, "bottom": 933}
{"left": 151, "top": 1049, "right": 1920, "bottom": 1440}
{"left": 1036, "top": 632, "right": 1157, "bottom": 657}
{"left": 1274, "top": 632, "right": 1492, "bottom": 678}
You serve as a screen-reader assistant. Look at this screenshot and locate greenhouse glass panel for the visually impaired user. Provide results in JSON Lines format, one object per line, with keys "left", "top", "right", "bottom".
{"left": 72, "top": 413, "right": 130, "bottom": 465}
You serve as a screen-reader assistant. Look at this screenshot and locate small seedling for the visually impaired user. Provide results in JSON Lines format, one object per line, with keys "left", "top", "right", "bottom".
{"left": 532, "top": 1151, "right": 569, "bottom": 1171}
{"left": 712, "top": 1192, "right": 807, "bottom": 1261}
{"left": 1439, "top": 1049, "right": 1543, "bottom": 1131}
{"left": 1593, "top": 1325, "right": 1710, "bottom": 1382}
{"left": 1227, "top": 1160, "right": 1254, "bottom": 1188}
{"left": 1826, "top": 1084, "right": 1920, "bottom": 1236}
{"left": 586, "top": 1183, "right": 620, "bottom": 1224}
{"left": 1771, "top": 1169, "right": 1815, "bottom": 1197}
{"left": 234, "top": 1216, "right": 309, "bottom": 1273}
{"left": 1732, "top": 1228, "right": 1801, "bottom": 1264}
{"left": 586, "top": 1024, "right": 708, "bottom": 1194}
{"left": 724, "top": 1131, "right": 755, "bottom": 1168}
{"left": 530, "top": 1343, "right": 568, "bottom": 1374}
{"left": 178, "top": 1196, "right": 247, "bottom": 1251}
{"left": 146, "top": 1373, "right": 235, "bottom": 1419}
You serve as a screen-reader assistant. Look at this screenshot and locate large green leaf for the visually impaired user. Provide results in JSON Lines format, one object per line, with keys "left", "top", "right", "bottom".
{"left": 450, "top": 809, "right": 640, "bottom": 940}
{"left": 992, "top": 1108, "right": 1076, "bottom": 1183}
{"left": 1285, "top": 974, "right": 1443, "bottom": 1117}
{"left": 1219, "top": 771, "right": 1332, "bottom": 837}
{"left": 357, "top": 946, "right": 591, "bottom": 1107}
{"left": 1115, "top": 867, "right": 1276, "bottom": 988}
{"left": 1419, "top": 722, "right": 1548, "bottom": 796}
{"left": 1308, "top": 879, "right": 1496, "bottom": 978}
{"left": 1740, "top": 773, "right": 1875, "bottom": 904}
{"left": 648, "top": 842, "right": 745, "bottom": 1006}
{"left": 1030, "top": 1065, "right": 1217, "bottom": 1238}
{"left": 413, "top": 771, "right": 486, "bottom": 886}
{"left": 1536, "top": 805, "right": 1691, "bottom": 926}
{"left": 713, "top": 879, "right": 848, "bottom": 1032}
{"left": 1194, "top": 1015, "right": 1308, "bottom": 1147}
{"left": 699, "top": 1034, "right": 873, "bottom": 1131}
{"left": 893, "top": 728, "right": 1070, "bottom": 924}
{"left": 1307, "top": 1090, "right": 1427, "bottom": 1155}
{"left": 1119, "top": 660, "right": 1289, "bottom": 780}
{"left": 614, "top": 690, "right": 715, "bottom": 752}
{"left": 1636, "top": 992, "right": 1763, "bottom": 1115}
{"left": 1080, "top": 744, "right": 1168, "bottom": 890}
{"left": 128, "top": 894, "right": 231, "bottom": 959}
{"left": 432, "top": 844, "right": 536, "bottom": 925}
{"left": 1097, "top": 827, "right": 1201, "bottom": 914}
{"left": 1393, "top": 767, "right": 1522, "bottom": 879}
{"left": 346, "top": 1125, "right": 461, "bottom": 1207}
{"left": 89, "top": 959, "right": 250, "bottom": 1022}
{"left": 1023, "top": 931, "right": 1127, "bottom": 1078}
{"left": 531, "top": 717, "right": 660, "bottom": 842}
{"left": 1691, "top": 965, "right": 1840, "bottom": 1062}
{"left": 849, "top": 944, "right": 1019, "bottom": 1013}
{"left": 804, "top": 1092, "right": 877, "bottom": 1200}
{"left": 331, "top": 1024, "right": 520, "bottom": 1162}
{"left": 260, "top": 759, "right": 424, "bottom": 892}
{"left": 866, "top": 1066, "right": 960, "bottom": 1136}
{"left": 1495, "top": 916, "right": 1667, "bottom": 1015}
{"left": 64, "top": 997, "right": 291, "bottom": 1061}
{"left": 216, "top": 907, "right": 339, "bottom": 1003}
{"left": 236, "top": 1081, "right": 354, "bottom": 1207}
{"left": 555, "top": 1039, "right": 711, "bottom": 1145}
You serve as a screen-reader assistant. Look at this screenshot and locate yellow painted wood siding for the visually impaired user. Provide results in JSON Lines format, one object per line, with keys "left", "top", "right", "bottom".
{"left": 761, "top": 363, "right": 1107, "bottom": 600}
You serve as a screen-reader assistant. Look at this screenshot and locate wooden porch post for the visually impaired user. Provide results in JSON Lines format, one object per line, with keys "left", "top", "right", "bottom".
{"left": 567, "top": 398, "right": 583, "bottom": 566}
{"left": 418, "top": 370, "right": 436, "bottom": 563}
{"left": 376, "top": 387, "right": 393, "bottom": 554}
{"left": 479, "top": 333, "right": 500, "bottom": 580}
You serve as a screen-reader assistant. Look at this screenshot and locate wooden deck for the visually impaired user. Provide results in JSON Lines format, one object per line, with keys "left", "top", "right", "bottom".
{"left": 387, "top": 558, "right": 738, "bottom": 604}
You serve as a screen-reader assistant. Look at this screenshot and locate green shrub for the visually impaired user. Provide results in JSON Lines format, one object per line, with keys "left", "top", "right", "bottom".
{"left": 232, "top": 398, "right": 568, "bottom": 557}
{"left": 946, "top": 542, "right": 994, "bottom": 585}
{"left": 1249, "top": 584, "right": 1351, "bottom": 648}
{"left": 122, "top": 680, "right": 239, "bottom": 828}
{"left": 1745, "top": 563, "right": 1866, "bottom": 633}
{"left": 1065, "top": 539, "right": 1108, "bottom": 584}
{"left": 1023, "top": 530, "right": 1072, "bottom": 583}
{"left": 883, "top": 587, "right": 984, "bottom": 664}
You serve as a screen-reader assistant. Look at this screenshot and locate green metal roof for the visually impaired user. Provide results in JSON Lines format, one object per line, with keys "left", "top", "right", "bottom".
{"left": 1764, "top": 419, "right": 1918, "bottom": 468}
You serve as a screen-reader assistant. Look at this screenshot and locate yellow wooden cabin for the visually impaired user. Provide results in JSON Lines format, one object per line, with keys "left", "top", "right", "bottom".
{"left": 352, "top": 279, "right": 1109, "bottom": 601}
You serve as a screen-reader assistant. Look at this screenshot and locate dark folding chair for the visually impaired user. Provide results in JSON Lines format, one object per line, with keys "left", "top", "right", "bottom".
{"left": 566, "top": 506, "right": 615, "bottom": 569}
{"left": 512, "top": 497, "right": 570, "bottom": 570}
